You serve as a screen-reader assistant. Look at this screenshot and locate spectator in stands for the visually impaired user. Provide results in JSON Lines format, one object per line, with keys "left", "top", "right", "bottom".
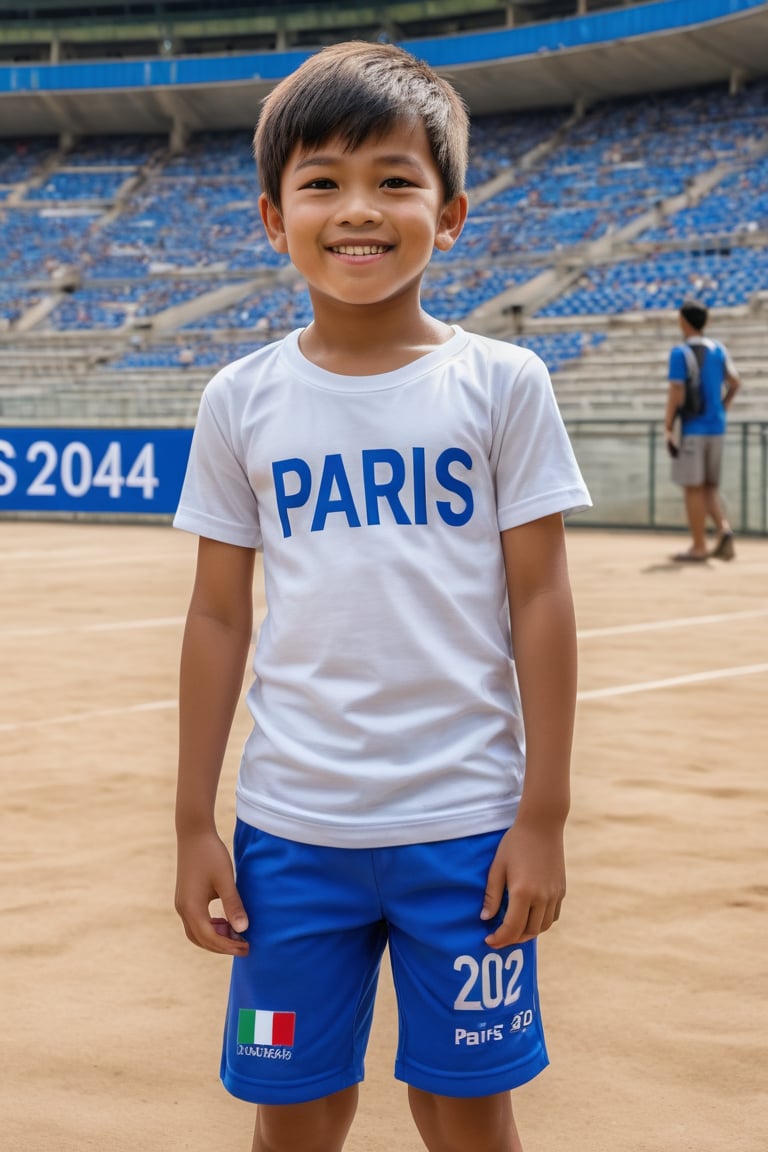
{"left": 173, "top": 40, "right": 590, "bottom": 1152}
{"left": 665, "top": 298, "right": 740, "bottom": 561}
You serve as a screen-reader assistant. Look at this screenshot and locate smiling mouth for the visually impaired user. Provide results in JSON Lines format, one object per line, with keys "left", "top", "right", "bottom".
{"left": 329, "top": 244, "right": 391, "bottom": 256}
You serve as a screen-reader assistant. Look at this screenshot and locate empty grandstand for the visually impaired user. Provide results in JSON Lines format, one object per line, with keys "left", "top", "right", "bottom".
{"left": 1, "top": 0, "right": 767, "bottom": 529}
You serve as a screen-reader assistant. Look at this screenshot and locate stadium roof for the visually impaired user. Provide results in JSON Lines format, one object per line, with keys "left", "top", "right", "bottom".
{"left": 1, "top": 1, "right": 767, "bottom": 134}
{"left": 446, "top": 5, "right": 768, "bottom": 114}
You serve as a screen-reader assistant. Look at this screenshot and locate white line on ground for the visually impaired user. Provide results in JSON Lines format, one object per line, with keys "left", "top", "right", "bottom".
{"left": 0, "top": 699, "right": 178, "bottom": 733}
{"left": 578, "top": 608, "right": 768, "bottom": 639}
{"left": 2, "top": 607, "right": 766, "bottom": 642}
{"left": 577, "top": 662, "right": 768, "bottom": 700}
{"left": 2, "top": 662, "right": 767, "bottom": 731}
{"left": 2, "top": 548, "right": 134, "bottom": 561}
{"left": 1, "top": 616, "right": 186, "bottom": 638}
{"left": 2, "top": 548, "right": 186, "bottom": 565}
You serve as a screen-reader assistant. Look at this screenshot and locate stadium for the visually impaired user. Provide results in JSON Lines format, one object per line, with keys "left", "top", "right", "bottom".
{"left": 2, "top": 7, "right": 768, "bottom": 1152}
{"left": 1, "top": 0, "right": 767, "bottom": 530}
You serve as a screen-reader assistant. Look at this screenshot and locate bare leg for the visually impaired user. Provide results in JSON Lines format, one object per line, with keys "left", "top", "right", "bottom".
{"left": 703, "top": 484, "right": 730, "bottom": 536}
{"left": 682, "top": 484, "right": 708, "bottom": 556}
{"left": 251, "top": 1085, "right": 358, "bottom": 1152}
{"left": 408, "top": 1087, "right": 523, "bottom": 1152}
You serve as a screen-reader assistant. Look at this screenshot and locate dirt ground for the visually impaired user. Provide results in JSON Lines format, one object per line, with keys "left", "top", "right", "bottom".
{"left": 2, "top": 522, "right": 767, "bottom": 1152}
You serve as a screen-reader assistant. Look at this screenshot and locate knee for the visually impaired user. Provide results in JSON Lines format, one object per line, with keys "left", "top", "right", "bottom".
{"left": 254, "top": 1086, "right": 358, "bottom": 1152}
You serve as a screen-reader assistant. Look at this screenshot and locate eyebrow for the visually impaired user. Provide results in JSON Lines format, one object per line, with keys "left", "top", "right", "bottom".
{"left": 293, "top": 152, "right": 425, "bottom": 172}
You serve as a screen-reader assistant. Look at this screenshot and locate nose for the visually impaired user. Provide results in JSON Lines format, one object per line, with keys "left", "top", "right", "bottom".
{"left": 335, "top": 188, "right": 382, "bottom": 228}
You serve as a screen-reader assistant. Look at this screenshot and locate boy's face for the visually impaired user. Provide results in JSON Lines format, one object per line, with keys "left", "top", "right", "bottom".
{"left": 259, "top": 119, "right": 466, "bottom": 312}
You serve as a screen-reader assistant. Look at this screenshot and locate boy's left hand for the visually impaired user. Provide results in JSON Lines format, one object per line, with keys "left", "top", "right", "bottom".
{"left": 480, "top": 818, "right": 566, "bottom": 949}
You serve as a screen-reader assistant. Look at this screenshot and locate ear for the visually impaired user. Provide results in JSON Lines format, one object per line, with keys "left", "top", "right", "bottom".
{"left": 259, "top": 193, "right": 289, "bottom": 254}
{"left": 434, "top": 193, "right": 468, "bottom": 253}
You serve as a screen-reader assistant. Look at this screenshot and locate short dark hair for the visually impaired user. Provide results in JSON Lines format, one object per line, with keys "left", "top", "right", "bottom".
{"left": 253, "top": 41, "right": 469, "bottom": 209}
{"left": 680, "top": 298, "right": 708, "bottom": 331}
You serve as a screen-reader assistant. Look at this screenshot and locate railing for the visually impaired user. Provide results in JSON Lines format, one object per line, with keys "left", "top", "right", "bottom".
{"left": 567, "top": 419, "right": 768, "bottom": 536}
{"left": 1, "top": 417, "right": 766, "bottom": 530}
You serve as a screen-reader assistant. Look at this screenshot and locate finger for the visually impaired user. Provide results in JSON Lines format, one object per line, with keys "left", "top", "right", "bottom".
{"left": 479, "top": 856, "right": 506, "bottom": 923}
{"left": 212, "top": 916, "right": 247, "bottom": 941}
{"left": 189, "top": 914, "right": 250, "bottom": 956}
{"left": 542, "top": 896, "right": 564, "bottom": 932}
{"left": 209, "top": 916, "right": 250, "bottom": 955}
{"left": 521, "top": 902, "right": 547, "bottom": 939}
{"left": 220, "top": 887, "right": 249, "bottom": 936}
{"left": 177, "top": 894, "right": 249, "bottom": 955}
{"left": 199, "top": 927, "right": 249, "bottom": 956}
{"left": 517, "top": 897, "right": 564, "bottom": 944}
{"left": 484, "top": 891, "right": 530, "bottom": 948}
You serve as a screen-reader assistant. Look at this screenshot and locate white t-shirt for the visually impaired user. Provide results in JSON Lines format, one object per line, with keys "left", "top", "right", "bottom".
{"left": 174, "top": 326, "right": 591, "bottom": 847}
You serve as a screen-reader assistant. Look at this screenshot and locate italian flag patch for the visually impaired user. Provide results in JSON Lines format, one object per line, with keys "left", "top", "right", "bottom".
{"left": 238, "top": 1008, "right": 296, "bottom": 1047}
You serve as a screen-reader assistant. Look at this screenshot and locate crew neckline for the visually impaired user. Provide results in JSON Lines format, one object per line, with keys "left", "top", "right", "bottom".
{"left": 280, "top": 325, "right": 470, "bottom": 393}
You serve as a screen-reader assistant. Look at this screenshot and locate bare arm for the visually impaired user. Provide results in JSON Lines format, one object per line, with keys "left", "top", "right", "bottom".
{"left": 723, "top": 368, "right": 740, "bottom": 411}
{"left": 665, "top": 380, "right": 684, "bottom": 437}
{"left": 174, "top": 536, "right": 256, "bottom": 957}
{"left": 482, "top": 512, "right": 577, "bottom": 948}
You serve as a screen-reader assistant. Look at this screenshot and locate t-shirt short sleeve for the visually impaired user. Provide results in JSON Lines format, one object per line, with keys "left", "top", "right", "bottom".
{"left": 173, "top": 387, "right": 262, "bottom": 549}
{"left": 668, "top": 345, "right": 687, "bottom": 383}
{"left": 490, "top": 350, "right": 592, "bottom": 531}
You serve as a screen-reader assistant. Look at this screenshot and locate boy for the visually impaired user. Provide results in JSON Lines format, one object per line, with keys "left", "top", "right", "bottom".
{"left": 173, "top": 41, "right": 591, "bottom": 1152}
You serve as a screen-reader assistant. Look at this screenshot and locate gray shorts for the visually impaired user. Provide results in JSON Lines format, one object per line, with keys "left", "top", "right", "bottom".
{"left": 671, "top": 434, "right": 724, "bottom": 488}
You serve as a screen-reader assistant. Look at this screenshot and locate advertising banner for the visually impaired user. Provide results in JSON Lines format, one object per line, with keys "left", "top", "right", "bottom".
{"left": 0, "top": 427, "right": 193, "bottom": 515}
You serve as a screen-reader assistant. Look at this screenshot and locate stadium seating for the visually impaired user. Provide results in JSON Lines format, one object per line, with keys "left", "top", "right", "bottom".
{"left": 1, "top": 75, "right": 767, "bottom": 424}
{"left": 535, "top": 247, "right": 767, "bottom": 317}
{"left": 638, "top": 154, "right": 768, "bottom": 243}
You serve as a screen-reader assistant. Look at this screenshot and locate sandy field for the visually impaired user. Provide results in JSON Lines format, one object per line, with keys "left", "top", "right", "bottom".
{"left": 1, "top": 521, "right": 766, "bottom": 1152}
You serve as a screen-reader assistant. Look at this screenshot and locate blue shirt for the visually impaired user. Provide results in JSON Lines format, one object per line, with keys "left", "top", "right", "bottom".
{"left": 668, "top": 336, "right": 733, "bottom": 436}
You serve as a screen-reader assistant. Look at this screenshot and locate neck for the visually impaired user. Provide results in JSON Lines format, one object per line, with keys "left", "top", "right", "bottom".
{"left": 300, "top": 298, "right": 454, "bottom": 375}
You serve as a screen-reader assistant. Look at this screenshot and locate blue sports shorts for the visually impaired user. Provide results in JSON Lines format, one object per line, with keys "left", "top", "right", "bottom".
{"left": 221, "top": 820, "right": 549, "bottom": 1105}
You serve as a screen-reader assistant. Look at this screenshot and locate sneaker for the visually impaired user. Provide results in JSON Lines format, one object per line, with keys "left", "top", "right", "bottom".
{"left": 712, "top": 532, "right": 735, "bottom": 561}
{"left": 672, "top": 550, "right": 708, "bottom": 563}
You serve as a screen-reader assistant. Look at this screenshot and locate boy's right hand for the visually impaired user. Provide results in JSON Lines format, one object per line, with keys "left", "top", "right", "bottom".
{"left": 175, "top": 830, "right": 250, "bottom": 957}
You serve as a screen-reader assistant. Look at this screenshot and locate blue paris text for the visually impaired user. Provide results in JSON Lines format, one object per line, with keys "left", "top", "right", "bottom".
{"left": 272, "top": 447, "right": 474, "bottom": 538}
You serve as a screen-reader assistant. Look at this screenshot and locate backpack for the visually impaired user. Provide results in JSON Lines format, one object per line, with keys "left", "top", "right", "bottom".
{"left": 678, "top": 341, "right": 707, "bottom": 419}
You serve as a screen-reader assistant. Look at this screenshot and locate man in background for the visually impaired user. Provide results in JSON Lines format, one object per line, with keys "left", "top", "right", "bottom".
{"left": 665, "top": 298, "right": 740, "bottom": 562}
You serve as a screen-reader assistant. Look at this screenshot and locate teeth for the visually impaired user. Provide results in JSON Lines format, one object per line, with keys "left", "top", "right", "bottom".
{"left": 332, "top": 245, "right": 388, "bottom": 255}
